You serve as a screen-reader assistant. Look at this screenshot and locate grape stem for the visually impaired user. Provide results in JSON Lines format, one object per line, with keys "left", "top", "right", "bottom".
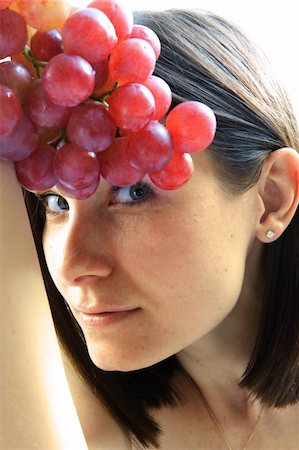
{"left": 61, "top": 127, "right": 69, "bottom": 144}
{"left": 51, "top": 128, "right": 69, "bottom": 148}
{"left": 23, "top": 46, "right": 47, "bottom": 79}
{"left": 90, "top": 82, "right": 119, "bottom": 106}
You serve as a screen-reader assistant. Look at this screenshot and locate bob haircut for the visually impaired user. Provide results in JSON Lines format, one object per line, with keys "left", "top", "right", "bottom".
{"left": 25, "top": 9, "right": 299, "bottom": 448}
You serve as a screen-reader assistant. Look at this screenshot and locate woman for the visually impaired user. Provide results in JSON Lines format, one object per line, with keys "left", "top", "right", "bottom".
{"left": 4, "top": 8, "right": 299, "bottom": 450}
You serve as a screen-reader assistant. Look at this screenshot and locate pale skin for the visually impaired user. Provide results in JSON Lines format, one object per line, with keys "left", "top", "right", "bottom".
{"left": 1, "top": 148, "right": 298, "bottom": 449}
{"left": 0, "top": 162, "right": 88, "bottom": 450}
{"left": 40, "top": 147, "right": 299, "bottom": 449}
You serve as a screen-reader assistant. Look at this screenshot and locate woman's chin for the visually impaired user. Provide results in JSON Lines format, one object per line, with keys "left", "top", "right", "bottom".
{"left": 89, "top": 354, "right": 144, "bottom": 372}
{"left": 87, "top": 346, "right": 163, "bottom": 372}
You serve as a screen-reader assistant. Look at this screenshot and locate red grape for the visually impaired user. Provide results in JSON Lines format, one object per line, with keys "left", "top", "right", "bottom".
{"left": 0, "top": 114, "right": 38, "bottom": 161}
{"left": 94, "top": 72, "right": 116, "bottom": 96}
{"left": 67, "top": 103, "right": 116, "bottom": 153}
{"left": 0, "top": 0, "right": 13, "bottom": 10}
{"left": 109, "top": 38, "right": 156, "bottom": 85}
{"left": 42, "top": 53, "right": 95, "bottom": 107}
{"left": 0, "top": 61, "right": 32, "bottom": 103}
{"left": 0, "top": 9, "right": 27, "bottom": 59}
{"left": 38, "top": 127, "right": 61, "bottom": 145}
{"left": 108, "top": 83, "right": 155, "bottom": 132}
{"left": 27, "top": 80, "right": 73, "bottom": 129}
{"left": 15, "top": 142, "right": 57, "bottom": 191}
{"left": 56, "top": 178, "right": 100, "bottom": 200}
{"left": 12, "top": 51, "right": 37, "bottom": 78}
{"left": 149, "top": 151, "right": 194, "bottom": 190}
{"left": 31, "top": 29, "right": 63, "bottom": 62}
{"left": 62, "top": 8, "right": 117, "bottom": 63}
{"left": 15, "top": 0, "right": 71, "bottom": 31}
{"left": 130, "top": 24, "right": 161, "bottom": 60}
{"left": 0, "top": 0, "right": 212, "bottom": 198}
{"left": 0, "top": 84, "right": 22, "bottom": 138}
{"left": 54, "top": 143, "right": 100, "bottom": 190}
{"left": 97, "top": 137, "right": 144, "bottom": 186}
{"left": 126, "top": 120, "right": 173, "bottom": 173}
{"left": 142, "top": 76, "right": 172, "bottom": 120}
{"left": 88, "top": 0, "right": 133, "bottom": 41}
{"left": 91, "top": 59, "right": 109, "bottom": 91}
{"left": 166, "top": 102, "right": 217, "bottom": 153}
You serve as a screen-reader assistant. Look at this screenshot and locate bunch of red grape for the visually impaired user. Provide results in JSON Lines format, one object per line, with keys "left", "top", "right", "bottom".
{"left": 0, "top": 0, "right": 217, "bottom": 198}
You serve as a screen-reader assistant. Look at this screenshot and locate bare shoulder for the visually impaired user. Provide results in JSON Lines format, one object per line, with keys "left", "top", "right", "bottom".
{"left": 62, "top": 354, "right": 131, "bottom": 450}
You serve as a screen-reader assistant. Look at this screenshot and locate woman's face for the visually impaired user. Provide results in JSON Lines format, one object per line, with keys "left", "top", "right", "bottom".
{"left": 42, "top": 151, "right": 262, "bottom": 371}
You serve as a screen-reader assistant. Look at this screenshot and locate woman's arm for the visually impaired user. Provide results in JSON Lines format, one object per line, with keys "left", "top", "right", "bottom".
{"left": 0, "top": 161, "right": 88, "bottom": 450}
{"left": 61, "top": 351, "right": 132, "bottom": 450}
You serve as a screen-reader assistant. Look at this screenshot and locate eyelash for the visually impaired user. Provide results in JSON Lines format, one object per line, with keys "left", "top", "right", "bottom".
{"left": 36, "top": 182, "right": 154, "bottom": 216}
{"left": 111, "top": 183, "right": 154, "bottom": 208}
{"left": 36, "top": 193, "right": 68, "bottom": 217}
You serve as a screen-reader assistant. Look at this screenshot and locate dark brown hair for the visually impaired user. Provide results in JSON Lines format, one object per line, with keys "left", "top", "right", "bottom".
{"left": 25, "top": 9, "right": 299, "bottom": 448}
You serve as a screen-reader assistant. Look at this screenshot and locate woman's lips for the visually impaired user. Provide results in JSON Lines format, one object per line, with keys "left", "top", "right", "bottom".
{"left": 74, "top": 306, "right": 141, "bottom": 328}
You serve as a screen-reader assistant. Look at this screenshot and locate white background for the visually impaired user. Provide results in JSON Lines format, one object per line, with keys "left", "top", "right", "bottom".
{"left": 72, "top": 0, "right": 299, "bottom": 121}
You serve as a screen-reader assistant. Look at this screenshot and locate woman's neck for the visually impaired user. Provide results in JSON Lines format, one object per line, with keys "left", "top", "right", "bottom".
{"left": 177, "top": 240, "right": 264, "bottom": 413}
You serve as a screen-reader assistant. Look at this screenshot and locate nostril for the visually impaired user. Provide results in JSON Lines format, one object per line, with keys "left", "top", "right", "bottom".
{"left": 56, "top": 253, "right": 115, "bottom": 286}
{"left": 73, "top": 274, "right": 100, "bottom": 284}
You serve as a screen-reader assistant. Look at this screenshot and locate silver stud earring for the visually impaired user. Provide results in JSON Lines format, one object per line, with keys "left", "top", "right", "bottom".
{"left": 266, "top": 230, "right": 276, "bottom": 239}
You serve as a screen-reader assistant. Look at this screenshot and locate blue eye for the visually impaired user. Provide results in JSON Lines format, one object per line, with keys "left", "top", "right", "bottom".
{"left": 36, "top": 182, "right": 153, "bottom": 214}
{"left": 112, "top": 182, "right": 153, "bottom": 206}
{"left": 38, "top": 193, "right": 69, "bottom": 215}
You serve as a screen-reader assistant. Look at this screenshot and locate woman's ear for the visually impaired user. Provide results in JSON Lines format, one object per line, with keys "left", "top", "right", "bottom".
{"left": 255, "top": 147, "right": 299, "bottom": 243}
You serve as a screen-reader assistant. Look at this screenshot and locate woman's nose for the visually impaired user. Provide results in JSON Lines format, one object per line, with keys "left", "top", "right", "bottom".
{"left": 52, "top": 212, "right": 115, "bottom": 287}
